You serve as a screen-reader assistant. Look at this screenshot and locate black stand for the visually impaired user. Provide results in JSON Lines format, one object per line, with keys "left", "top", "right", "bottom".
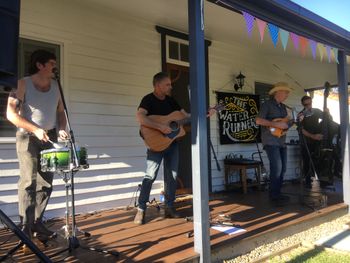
{"left": 295, "top": 120, "right": 328, "bottom": 210}
{"left": 49, "top": 69, "right": 119, "bottom": 259}
{"left": 209, "top": 139, "right": 221, "bottom": 171}
{"left": 297, "top": 121, "right": 319, "bottom": 186}
{"left": 0, "top": 209, "right": 52, "bottom": 263}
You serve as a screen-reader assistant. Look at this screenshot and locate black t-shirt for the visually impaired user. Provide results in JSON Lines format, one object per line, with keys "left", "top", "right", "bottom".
{"left": 301, "top": 108, "right": 323, "bottom": 134}
{"left": 138, "top": 93, "right": 181, "bottom": 116}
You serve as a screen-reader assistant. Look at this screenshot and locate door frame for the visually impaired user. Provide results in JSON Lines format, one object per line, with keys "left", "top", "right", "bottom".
{"left": 155, "top": 25, "right": 213, "bottom": 192}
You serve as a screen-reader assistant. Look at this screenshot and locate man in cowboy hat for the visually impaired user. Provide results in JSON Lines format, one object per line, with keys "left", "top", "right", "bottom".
{"left": 256, "top": 82, "right": 292, "bottom": 206}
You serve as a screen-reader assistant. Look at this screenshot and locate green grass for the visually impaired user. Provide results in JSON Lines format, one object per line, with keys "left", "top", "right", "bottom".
{"left": 268, "top": 246, "right": 350, "bottom": 263}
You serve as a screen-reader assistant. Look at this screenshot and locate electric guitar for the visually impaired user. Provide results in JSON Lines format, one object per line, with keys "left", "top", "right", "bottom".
{"left": 269, "top": 117, "right": 293, "bottom": 138}
{"left": 140, "top": 104, "right": 224, "bottom": 152}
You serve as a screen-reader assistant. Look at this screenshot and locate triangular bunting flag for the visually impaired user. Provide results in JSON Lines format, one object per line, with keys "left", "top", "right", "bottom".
{"left": 280, "top": 29, "right": 289, "bottom": 51}
{"left": 268, "top": 23, "right": 279, "bottom": 47}
{"left": 309, "top": 40, "right": 317, "bottom": 59}
{"left": 300, "top": 36, "right": 308, "bottom": 57}
{"left": 242, "top": 11, "right": 255, "bottom": 37}
{"left": 326, "top": 45, "right": 332, "bottom": 62}
{"left": 290, "top": 32, "right": 300, "bottom": 51}
{"left": 256, "top": 18, "right": 267, "bottom": 43}
{"left": 318, "top": 43, "right": 325, "bottom": 62}
{"left": 333, "top": 48, "right": 339, "bottom": 64}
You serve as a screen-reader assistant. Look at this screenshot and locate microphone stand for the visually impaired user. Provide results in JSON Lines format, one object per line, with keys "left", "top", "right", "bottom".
{"left": 295, "top": 116, "right": 327, "bottom": 210}
{"left": 50, "top": 69, "right": 119, "bottom": 258}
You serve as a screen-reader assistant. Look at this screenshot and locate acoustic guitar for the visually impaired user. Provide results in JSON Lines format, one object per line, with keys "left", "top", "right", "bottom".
{"left": 269, "top": 117, "right": 292, "bottom": 138}
{"left": 140, "top": 104, "right": 224, "bottom": 152}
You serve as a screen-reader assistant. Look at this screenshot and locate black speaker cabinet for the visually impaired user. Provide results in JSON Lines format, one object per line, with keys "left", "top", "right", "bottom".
{"left": 0, "top": 1, "right": 20, "bottom": 87}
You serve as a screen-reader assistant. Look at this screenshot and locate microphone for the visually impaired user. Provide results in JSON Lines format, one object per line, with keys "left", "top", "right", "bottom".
{"left": 52, "top": 68, "right": 59, "bottom": 80}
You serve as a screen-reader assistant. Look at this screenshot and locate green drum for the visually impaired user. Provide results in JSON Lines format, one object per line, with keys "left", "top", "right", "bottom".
{"left": 40, "top": 146, "right": 89, "bottom": 172}
{"left": 40, "top": 147, "right": 70, "bottom": 172}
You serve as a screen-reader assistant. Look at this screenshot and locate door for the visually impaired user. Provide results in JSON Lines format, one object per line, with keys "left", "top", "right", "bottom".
{"left": 167, "top": 64, "right": 192, "bottom": 194}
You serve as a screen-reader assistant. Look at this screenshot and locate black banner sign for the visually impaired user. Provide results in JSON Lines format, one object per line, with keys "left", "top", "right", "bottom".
{"left": 217, "top": 92, "right": 260, "bottom": 144}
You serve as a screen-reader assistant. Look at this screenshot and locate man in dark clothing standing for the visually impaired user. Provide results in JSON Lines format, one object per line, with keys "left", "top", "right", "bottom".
{"left": 133, "top": 72, "right": 189, "bottom": 225}
{"left": 298, "top": 95, "right": 324, "bottom": 188}
{"left": 256, "top": 82, "right": 292, "bottom": 205}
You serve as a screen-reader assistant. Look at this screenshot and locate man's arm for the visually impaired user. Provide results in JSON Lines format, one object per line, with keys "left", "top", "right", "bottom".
{"left": 255, "top": 117, "right": 288, "bottom": 130}
{"left": 136, "top": 107, "right": 172, "bottom": 134}
{"left": 301, "top": 128, "right": 323, "bottom": 141}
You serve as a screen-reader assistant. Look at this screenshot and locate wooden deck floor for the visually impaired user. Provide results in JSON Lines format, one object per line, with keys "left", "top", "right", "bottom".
{"left": 0, "top": 183, "right": 346, "bottom": 263}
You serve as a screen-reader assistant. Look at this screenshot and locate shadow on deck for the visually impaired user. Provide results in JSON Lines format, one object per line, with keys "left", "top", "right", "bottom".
{"left": 0, "top": 182, "right": 347, "bottom": 262}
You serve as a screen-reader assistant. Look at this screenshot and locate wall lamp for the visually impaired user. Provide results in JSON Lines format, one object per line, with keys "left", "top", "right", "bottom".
{"left": 234, "top": 71, "right": 245, "bottom": 91}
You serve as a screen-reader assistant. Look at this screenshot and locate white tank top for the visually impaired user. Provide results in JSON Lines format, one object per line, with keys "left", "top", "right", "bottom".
{"left": 20, "top": 76, "right": 60, "bottom": 130}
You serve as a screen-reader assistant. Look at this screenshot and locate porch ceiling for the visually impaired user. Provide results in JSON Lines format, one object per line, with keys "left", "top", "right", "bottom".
{"left": 78, "top": 0, "right": 289, "bottom": 56}
{"left": 77, "top": 0, "right": 348, "bottom": 88}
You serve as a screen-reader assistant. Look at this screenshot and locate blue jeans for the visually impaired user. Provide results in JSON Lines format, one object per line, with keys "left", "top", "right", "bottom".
{"left": 264, "top": 145, "right": 287, "bottom": 199}
{"left": 138, "top": 142, "right": 179, "bottom": 211}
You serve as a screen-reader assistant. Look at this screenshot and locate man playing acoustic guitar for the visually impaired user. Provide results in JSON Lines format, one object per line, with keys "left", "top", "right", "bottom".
{"left": 255, "top": 82, "right": 292, "bottom": 206}
{"left": 134, "top": 72, "right": 215, "bottom": 225}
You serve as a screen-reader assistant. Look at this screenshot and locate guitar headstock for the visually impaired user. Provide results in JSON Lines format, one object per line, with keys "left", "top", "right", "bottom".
{"left": 212, "top": 103, "right": 226, "bottom": 112}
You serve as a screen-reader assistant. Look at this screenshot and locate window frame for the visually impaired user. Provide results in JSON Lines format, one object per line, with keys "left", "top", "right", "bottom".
{"left": 165, "top": 35, "right": 190, "bottom": 67}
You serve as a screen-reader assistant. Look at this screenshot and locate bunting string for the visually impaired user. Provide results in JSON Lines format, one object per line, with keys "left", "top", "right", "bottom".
{"left": 241, "top": 10, "right": 339, "bottom": 63}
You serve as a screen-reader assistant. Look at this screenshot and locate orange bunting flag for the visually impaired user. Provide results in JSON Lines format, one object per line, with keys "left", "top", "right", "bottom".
{"left": 300, "top": 36, "right": 308, "bottom": 57}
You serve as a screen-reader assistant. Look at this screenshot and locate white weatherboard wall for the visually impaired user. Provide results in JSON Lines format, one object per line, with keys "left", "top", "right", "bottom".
{"left": 0, "top": 0, "right": 163, "bottom": 220}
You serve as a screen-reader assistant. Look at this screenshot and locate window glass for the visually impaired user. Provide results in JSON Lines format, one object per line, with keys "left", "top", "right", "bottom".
{"left": 180, "top": 43, "right": 189, "bottom": 62}
{"left": 255, "top": 82, "right": 273, "bottom": 106}
{"left": 168, "top": 41, "right": 179, "bottom": 60}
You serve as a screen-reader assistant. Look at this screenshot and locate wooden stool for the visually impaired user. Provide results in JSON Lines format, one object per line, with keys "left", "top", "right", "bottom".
{"left": 224, "top": 159, "right": 261, "bottom": 194}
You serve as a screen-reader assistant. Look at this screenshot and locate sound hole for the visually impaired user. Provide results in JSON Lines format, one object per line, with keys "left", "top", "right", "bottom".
{"left": 169, "top": 121, "right": 179, "bottom": 131}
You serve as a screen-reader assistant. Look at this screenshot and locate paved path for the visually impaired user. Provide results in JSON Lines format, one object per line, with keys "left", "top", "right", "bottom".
{"left": 315, "top": 227, "right": 350, "bottom": 252}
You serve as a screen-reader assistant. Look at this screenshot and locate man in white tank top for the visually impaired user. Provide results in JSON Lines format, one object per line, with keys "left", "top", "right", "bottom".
{"left": 6, "top": 50, "right": 68, "bottom": 249}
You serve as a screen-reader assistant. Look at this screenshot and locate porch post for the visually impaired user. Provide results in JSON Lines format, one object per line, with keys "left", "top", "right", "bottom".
{"left": 337, "top": 50, "right": 350, "bottom": 207}
{"left": 188, "top": 0, "right": 211, "bottom": 261}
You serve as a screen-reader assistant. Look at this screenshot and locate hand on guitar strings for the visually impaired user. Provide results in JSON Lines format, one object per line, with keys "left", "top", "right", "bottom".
{"left": 159, "top": 124, "right": 172, "bottom": 134}
{"left": 273, "top": 121, "right": 289, "bottom": 130}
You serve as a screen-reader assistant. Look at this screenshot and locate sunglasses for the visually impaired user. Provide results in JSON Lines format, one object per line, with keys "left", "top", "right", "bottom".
{"left": 303, "top": 102, "right": 311, "bottom": 106}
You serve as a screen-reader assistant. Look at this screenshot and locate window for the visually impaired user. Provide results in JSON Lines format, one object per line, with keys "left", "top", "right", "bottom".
{"left": 255, "top": 82, "right": 273, "bottom": 106}
{"left": 0, "top": 38, "right": 60, "bottom": 138}
{"left": 166, "top": 36, "right": 189, "bottom": 67}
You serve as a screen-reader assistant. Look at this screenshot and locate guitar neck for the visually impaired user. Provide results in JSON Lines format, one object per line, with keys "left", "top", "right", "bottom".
{"left": 177, "top": 117, "right": 191, "bottom": 126}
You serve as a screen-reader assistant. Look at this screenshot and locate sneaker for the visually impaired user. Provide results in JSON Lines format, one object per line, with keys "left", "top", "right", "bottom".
{"left": 134, "top": 209, "right": 145, "bottom": 225}
{"left": 32, "top": 221, "right": 57, "bottom": 241}
{"left": 164, "top": 207, "right": 180, "bottom": 218}
{"left": 21, "top": 225, "right": 45, "bottom": 254}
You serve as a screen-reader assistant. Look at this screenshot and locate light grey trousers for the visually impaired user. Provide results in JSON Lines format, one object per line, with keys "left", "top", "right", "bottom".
{"left": 16, "top": 130, "right": 56, "bottom": 225}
